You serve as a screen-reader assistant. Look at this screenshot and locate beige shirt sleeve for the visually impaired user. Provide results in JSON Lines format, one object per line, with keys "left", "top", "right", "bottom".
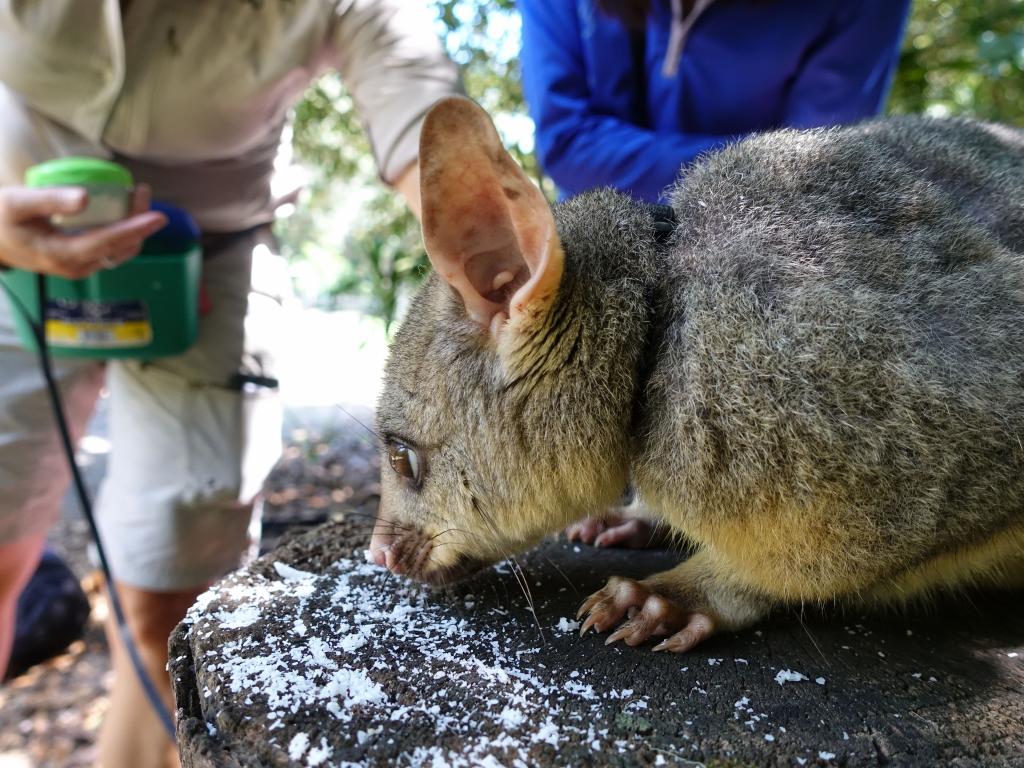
{"left": 329, "top": 0, "right": 463, "bottom": 183}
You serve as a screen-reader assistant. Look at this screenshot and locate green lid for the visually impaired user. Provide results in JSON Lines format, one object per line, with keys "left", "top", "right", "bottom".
{"left": 25, "top": 157, "right": 133, "bottom": 189}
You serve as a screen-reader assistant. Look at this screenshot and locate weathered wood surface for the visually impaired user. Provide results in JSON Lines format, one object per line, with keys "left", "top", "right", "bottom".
{"left": 171, "top": 519, "right": 1024, "bottom": 767}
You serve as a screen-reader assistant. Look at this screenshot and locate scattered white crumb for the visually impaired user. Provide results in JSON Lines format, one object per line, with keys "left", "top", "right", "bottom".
{"left": 774, "top": 669, "right": 808, "bottom": 685}
{"left": 708, "top": 658, "right": 722, "bottom": 666}
{"left": 532, "top": 719, "right": 560, "bottom": 747}
{"left": 1008, "top": 652, "right": 1019, "bottom": 658}
{"left": 736, "top": 658, "right": 749, "bottom": 664}
{"left": 212, "top": 605, "right": 261, "bottom": 630}
{"left": 795, "top": 759, "right": 807, "bottom": 766}
{"left": 306, "top": 737, "right": 332, "bottom": 766}
{"left": 189, "top": 556, "right": 669, "bottom": 765}
{"left": 815, "top": 677, "right": 826, "bottom": 685}
{"left": 764, "top": 734, "right": 775, "bottom": 742}
{"left": 273, "top": 562, "right": 316, "bottom": 582}
{"left": 555, "top": 617, "right": 580, "bottom": 634}
{"left": 288, "top": 733, "right": 309, "bottom": 761}
{"left": 498, "top": 707, "right": 526, "bottom": 730}
{"left": 338, "top": 631, "right": 367, "bottom": 653}
{"left": 362, "top": 549, "right": 374, "bottom": 563}
{"left": 819, "top": 751, "right": 836, "bottom": 760}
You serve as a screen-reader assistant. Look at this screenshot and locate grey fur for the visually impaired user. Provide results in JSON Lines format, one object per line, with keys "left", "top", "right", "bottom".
{"left": 377, "top": 116, "right": 1024, "bottom": 633}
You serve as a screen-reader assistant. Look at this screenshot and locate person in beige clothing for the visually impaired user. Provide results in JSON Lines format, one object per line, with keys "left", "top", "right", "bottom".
{"left": 0, "top": 2, "right": 461, "bottom": 766}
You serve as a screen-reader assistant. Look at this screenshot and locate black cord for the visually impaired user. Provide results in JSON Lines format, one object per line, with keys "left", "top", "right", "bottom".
{"left": 0, "top": 271, "right": 176, "bottom": 740}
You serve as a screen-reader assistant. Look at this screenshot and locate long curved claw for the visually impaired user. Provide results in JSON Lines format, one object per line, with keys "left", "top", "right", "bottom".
{"left": 652, "top": 613, "right": 716, "bottom": 653}
{"left": 567, "top": 517, "right": 608, "bottom": 544}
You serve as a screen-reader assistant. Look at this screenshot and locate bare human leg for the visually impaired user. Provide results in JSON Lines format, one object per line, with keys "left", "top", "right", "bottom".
{"left": 0, "top": 531, "right": 48, "bottom": 679}
{"left": 98, "top": 581, "right": 205, "bottom": 768}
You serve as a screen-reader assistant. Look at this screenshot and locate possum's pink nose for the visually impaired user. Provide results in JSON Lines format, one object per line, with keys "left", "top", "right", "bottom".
{"left": 369, "top": 516, "right": 404, "bottom": 573}
{"left": 367, "top": 540, "right": 388, "bottom": 568}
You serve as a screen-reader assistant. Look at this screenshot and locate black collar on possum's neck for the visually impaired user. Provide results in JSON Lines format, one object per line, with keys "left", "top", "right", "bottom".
{"left": 629, "top": 201, "right": 678, "bottom": 442}
{"left": 644, "top": 203, "right": 678, "bottom": 246}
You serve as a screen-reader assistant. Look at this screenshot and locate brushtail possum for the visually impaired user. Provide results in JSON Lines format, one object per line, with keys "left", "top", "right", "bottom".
{"left": 369, "top": 97, "right": 1024, "bottom": 652}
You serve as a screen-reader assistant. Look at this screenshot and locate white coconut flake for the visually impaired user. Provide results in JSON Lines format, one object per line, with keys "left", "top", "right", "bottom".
{"left": 819, "top": 751, "right": 837, "bottom": 761}
{"left": 189, "top": 556, "right": 712, "bottom": 765}
{"left": 274, "top": 561, "right": 317, "bottom": 582}
{"left": 532, "top": 719, "right": 560, "bottom": 748}
{"left": 498, "top": 707, "right": 526, "bottom": 730}
{"left": 338, "top": 631, "right": 367, "bottom": 653}
{"left": 289, "top": 733, "right": 309, "bottom": 761}
{"left": 213, "top": 605, "right": 262, "bottom": 630}
{"left": 774, "top": 669, "right": 808, "bottom": 685}
{"left": 306, "top": 737, "right": 332, "bottom": 766}
{"left": 555, "top": 617, "right": 580, "bottom": 634}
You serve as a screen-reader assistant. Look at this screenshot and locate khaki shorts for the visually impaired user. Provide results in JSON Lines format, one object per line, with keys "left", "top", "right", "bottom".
{"left": 0, "top": 231, "right": 286, "bottom": 590}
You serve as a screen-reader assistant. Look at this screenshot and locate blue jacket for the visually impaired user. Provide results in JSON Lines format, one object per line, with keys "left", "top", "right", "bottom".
{"left": 520, "top": 0, "right": 911, "bottom": 202}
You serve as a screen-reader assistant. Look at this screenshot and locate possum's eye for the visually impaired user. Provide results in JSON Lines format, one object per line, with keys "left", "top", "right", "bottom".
{"left": 387, "top": 440, "right": 423, "bottom": 487}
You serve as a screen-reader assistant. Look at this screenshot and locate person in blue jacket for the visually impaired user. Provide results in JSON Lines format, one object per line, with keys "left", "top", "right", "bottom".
{"left": 521, "top": 0, "right": 911, "bottom": 548}
{"left": 520, "top": 0, "right": 912, "bottom": 203}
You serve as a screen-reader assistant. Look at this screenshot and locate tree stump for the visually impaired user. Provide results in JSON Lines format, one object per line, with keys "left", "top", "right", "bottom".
{"left": 171, "top": 519, "right": 1024, "bottom": 767}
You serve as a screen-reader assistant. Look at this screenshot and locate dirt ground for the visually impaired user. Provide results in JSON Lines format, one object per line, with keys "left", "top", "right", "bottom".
{"left": 0, "top": 415, "right": 381, "bottom": 768}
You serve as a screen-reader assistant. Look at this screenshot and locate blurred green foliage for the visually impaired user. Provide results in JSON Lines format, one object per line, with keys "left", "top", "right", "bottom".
{"left": 277, "top": 0, "right": 528, "bottom": 333}
{"left": 277, "top": 0, "right": 1024, "bottom": 330}
{"left": 889, "top": 0, "right": 1024, "bottom": 121}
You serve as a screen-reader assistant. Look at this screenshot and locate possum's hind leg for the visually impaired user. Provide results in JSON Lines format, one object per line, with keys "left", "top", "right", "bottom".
{"left": 578, "top": 550, "right": 769, "bottom": 652}
{"left": 861, "top": 524, "right": 1024, "bottom": 607}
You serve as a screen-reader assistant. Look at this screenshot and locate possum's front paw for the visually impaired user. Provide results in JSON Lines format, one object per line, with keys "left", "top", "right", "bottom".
{"left": 566, "top": 514, "right": 668, "bottom": 549}
{"left": 577, "top": 554, "right": 768, "bottom": 653}
{"left": 577, "top": 576, "right": 718, "bottom": 652}
{"left": 566, "top": 497, "right": 670, "bottom": 549}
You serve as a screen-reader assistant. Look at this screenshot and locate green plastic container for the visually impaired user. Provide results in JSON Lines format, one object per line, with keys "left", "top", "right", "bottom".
{"left": 2, "top": 158, "right": 201, "bottom": 359}
{"left": 3, "top": 246, "right": 200, "bottom": 359}
{"left": 26, "top": 157, "right": 134, "bottom": 230}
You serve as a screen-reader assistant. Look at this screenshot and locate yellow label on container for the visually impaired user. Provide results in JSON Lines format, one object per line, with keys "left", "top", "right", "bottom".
{"left": 44, "top": 299, "right": 152, "bottom": 349}
{"left": 46, "top": 319, "right": 153, "bottom": 348}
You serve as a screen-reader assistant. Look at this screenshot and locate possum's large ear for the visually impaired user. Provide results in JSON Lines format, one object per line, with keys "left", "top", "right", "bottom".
{"left": 419, "top": 97, "right": 563, "bottom": 340}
